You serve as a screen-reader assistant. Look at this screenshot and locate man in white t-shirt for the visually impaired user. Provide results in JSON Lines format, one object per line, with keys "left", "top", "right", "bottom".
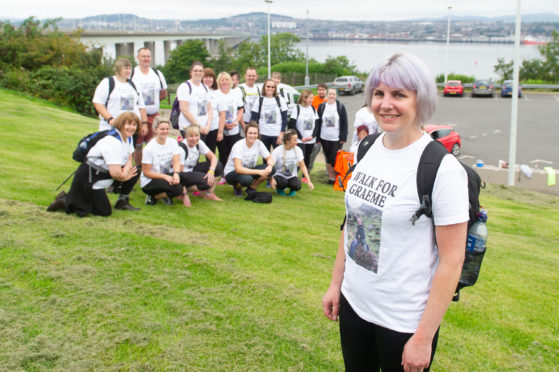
{"left": 239, "top": 67, "right": 261, "bottom": 135}
{"left": 131, "top": 47, "right": 168, "bottom": 165}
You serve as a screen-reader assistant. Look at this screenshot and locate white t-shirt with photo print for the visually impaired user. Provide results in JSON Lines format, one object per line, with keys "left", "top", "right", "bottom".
{"left": 320, "top": 101, "right": 340, "bottom": 142}
{"left": 341, "top": 132, "right": 468, "bottom": 333}
{"left": 131, "top": 66, "right": 167, "bottom": 115}
{"left": 223, "top": 139, "right": 271, "bottom": 176}
{"left": 252, "top": 96, "right": 288, "bottom": 137}
{"left": 92, "top": 77, "right": 146, "bottom": 131}
{"left": 216, "top": 89, "right": 244, "bottom": 136}
{"left": 178, "top": 139, "right": 211, "bottom": 173}
{"left": 271, "top": 145, "right": 304, "bottom": 179}
{"left": 140, "top": 138, "right": 181, "bottom": 187}
{"left": 176, "top": 81, "right": 210, "bottom": 130}
{"left": 290, "top": 105, "right": 319, "bottom": 144}
{"left": 239, "top": 84, "right": 260, "bottom": 123}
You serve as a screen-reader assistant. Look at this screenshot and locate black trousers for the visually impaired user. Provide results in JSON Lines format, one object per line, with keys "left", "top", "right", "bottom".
{"left": 298, "top": 143, "right": 314, "bottom": 170}
{"left": 141, "top": 177, "right": 183, "bottom": 198}
{"left": 260, "top": 134, "right": 279, "bottom": 152}
{"left": 202, "top": 129, "right": 219, "bottom": 154}
{"left": 273, "top": 175, "right": 301, "bottom": 191}
{"left": 217, "top": 134, "right": 240, "bottom": 166}
{"left": 321, "top": 139, "right": 342, "bottom": 167}
{"left": 339, "top": 294, "right": 439, "bottom": 372}
{"left": 179, "top": 161, "right": 224, "bottom": 191}
{"left": 225, "top": 164, "right": 274, "bottom": 187}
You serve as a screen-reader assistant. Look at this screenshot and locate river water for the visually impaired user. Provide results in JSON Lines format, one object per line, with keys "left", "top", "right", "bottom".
{"left": 297, "top": 40, "right": 543, "bottom": 79}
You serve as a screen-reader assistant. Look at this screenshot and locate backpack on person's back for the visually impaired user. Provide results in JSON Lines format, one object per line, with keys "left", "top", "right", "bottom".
{"left": 349, "top": 133, "right": 486, "bottom": 301}
{"left": 170, "top": 81, "right": 209, "bottom": 129}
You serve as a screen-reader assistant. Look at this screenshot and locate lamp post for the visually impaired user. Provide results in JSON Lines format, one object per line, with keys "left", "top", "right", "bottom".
{"left": 305, "top": 9, "right": 310, "bottom": 86}
{"left": 508, "top": 0, "right": 522, "bottom": 186}
{"left": 444, "top": 5, "right": 452, "bottom": 84}
{"left": 265, "top": 0, "right": 273, "bottom": 78}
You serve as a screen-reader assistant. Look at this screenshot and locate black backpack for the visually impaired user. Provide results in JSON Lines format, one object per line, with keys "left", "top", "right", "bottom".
{"left": 349, "top": 133, "right": 485, "bottom": 301}
{"left": 73, "top": 128, "right": 121, "bottom": 162}
{"left": 253, "top": 96, "right": 282, "bottom": 122}
{"left": 177, "top": 141, "right": 199, "bottom": 162}
{"left": 170, "top": 81, "right": 209, "bottom": 129}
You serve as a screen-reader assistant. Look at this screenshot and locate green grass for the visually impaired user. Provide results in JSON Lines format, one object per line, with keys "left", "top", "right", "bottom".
{"left": 0, "top": 88, "right": 558, "bottom": 371}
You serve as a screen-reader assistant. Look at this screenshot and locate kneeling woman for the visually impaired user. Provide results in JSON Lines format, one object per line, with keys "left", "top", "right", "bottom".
{"left": 223, "top": 122, "right": 275, "bottom": 196}
{"left": 270, "top": 129, "right": 314, "bottom": 196}
{"left": 140, "top": 118, "right": 183, "bottom": 205}
{"left": 48, "top": 112, "right": 141, "bottom": 217}
{"left": 178, "top": 125, "right": 223, "bottom": 206}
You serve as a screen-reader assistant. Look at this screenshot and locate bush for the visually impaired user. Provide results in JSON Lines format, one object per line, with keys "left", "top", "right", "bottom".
{"left": 0, "top": 69, "right": 31, "bottom": 91}
{"left": 435, "top": 73, "right": 476, "bottom": 83}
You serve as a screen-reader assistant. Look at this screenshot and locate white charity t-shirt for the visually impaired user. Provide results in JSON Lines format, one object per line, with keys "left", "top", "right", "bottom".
{"left": 178, "top": 139, "right": 211, "bottom": 172}
{"left": 351, "top": 107, "right": 380, "bottom": 145}
{"left": 223, "top": 139, "right": 271, "bottom": 176}
{"left": 290, "top": 105, "right": 318, "bottom": 144}
{"left": 271, "top": 145, "right": 304, "bottom": 179}
{"left": 86, "top": 129, "right": 134, "bottom": 189}
{"left": 320, "top": 102, "right": 340, "bottom": 141}
{"left": 92, "top": 77, "right": 146, "bottom": 131}
{"left": 207, "top": 89, "right": 221, "bottom": 132}
{"left": 216, "top": 89, "right": 244, "bottom": 136}
{"left": 176, "top": 81, "right": 210, "bottom": 130}
{"left": 341, "top": 132, "right": 469, "bottom": 333}
{"left": 131, "top": 66, "right": 167, "bottom": 115}
{"left": 252, "top": 96, "right": 288, "bottom": 137}
{"left": 240, "top": 84, "right": 260, "bottom": 123}
{"left": 140, "top": 137, "right": 181, "bottom": 187}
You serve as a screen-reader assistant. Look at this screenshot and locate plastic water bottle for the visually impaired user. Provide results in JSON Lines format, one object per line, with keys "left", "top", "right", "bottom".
{"left": 466, "top": 209, "right": 488, "bottom": 253}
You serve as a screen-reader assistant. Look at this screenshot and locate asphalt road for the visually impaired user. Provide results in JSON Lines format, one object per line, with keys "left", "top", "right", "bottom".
{"left": 337, "top": 91, "right": 559, "bottom": 169}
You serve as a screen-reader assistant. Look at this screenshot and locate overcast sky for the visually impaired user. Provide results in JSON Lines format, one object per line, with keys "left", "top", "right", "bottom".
{"left": 3, "top": 0, "right": 557, "bottom": 22}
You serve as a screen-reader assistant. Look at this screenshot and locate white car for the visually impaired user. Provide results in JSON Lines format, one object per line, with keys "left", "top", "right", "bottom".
{"left": 332, "top": 75, "right": 364, "bottom": 95}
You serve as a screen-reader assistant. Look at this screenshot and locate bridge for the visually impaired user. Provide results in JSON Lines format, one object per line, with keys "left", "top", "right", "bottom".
{"left": 76, "top": 31, "right": 248, "bottom": 66}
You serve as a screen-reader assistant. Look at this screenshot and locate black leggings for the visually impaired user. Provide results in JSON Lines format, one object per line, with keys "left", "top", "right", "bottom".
{"left": 339, "top": 294, "right": 439, "bottom": 372}
{"left": 202, "top": 129, "right": 218, "bottom": 154}
{"left": 141, "top": 178, "right": 183, "bottom": 198}
{"left": 179, "top": 161, "right": 224, "bottom": 191}
{"left": 217, "top": 134, "right": 240, "bottom": 166}
{"left": 298, "top": 143, "right": 314, "bottom": 170}
{"left": 273, "top": 175, "right": 301, "bottom": 192}
{"left": 225, "top": 164, "right": 274, "bottom": 187}
{"left": 260, "top": 134, "right": 279, "bottom": 152}
{"left": 321, "top": 139, "right": 342, "bottom": 167}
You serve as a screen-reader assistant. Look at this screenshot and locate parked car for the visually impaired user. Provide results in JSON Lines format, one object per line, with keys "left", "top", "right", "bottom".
{"left": 501, "top": 80, "right": 523, "bottom": 98}
{"left": 443, "top": 80, "right": 464, "bottom": 97}
{"left": 332, "top": 76, "right": 364, "bottom": 95}
{"left": 424, "top": 124, "right": 461, "bottom": 156}
{"left": 472, "top": 79, "right": 494, "bottom": 97}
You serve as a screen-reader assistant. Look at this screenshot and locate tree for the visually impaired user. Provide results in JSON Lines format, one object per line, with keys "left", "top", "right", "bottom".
{"left": 259, "top": 32, "right": 304, "bottom": 65}
{"left": 162, "top": 40, "right": 210, "bottom": 83}
{"left": 230, "top": 39, "right": 263, "bottom": 74}
{"left": 209, "top": 40, "right": 233, "bottom": 74}
{"left": 493, "top": 58, "right": 513, "bottom": 81}
{"left": 322, "top": 55, "right": 359, "bottom": 76}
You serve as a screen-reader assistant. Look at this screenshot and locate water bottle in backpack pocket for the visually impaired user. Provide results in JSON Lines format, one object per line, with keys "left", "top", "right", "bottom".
{"left": 460, "top": 209, "right": 488, "bottom": 288}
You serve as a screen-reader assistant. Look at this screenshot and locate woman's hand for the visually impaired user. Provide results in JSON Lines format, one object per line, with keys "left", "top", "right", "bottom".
{"left": 270, "top": 177, "right": 277, "bottom": 189}
{"left": 322, "top": 284, "right": 341, "bottom": 321}
{"left": 276, "top": 135, "right": 283, "bottom": 145}
{"left": 302, "top": 136, "right": 313, "bottom": 143}
{"left": 217, "top": 131, "right": 224, "bottom": 142}
{"left": 224, "top": 122, "right": 236, "bottom": 130}
{"left": 163, "top": 174, "right": 174, "bottom": 184}
{"left": 307, "top": 180, "right": 314, "bottom": 191}
{"left": 122, "top": 165, "right": 138, "bottom": 181}
{"left": 402, "top": 334, "right": 433, "bottom": 372}
{"left": 262, "top": 165, "right": 273, "bottom": 177}
{"left": 172, "top": 172, "right": 180, "bottom": 185}
{"left": 200, "top": 125, "right": 210, "bottom": 135}
{"left": 204, "top": 171, "right": 216, "bottom": 186}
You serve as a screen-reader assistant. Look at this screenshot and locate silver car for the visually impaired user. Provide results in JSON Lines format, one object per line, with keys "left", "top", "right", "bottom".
{"left": 332, "top": 75, "right": 364, "bottom": 95}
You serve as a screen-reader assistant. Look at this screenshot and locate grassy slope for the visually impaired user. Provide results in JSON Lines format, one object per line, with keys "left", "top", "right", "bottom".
{"left": 0, "top": 88, "right": 557, "bottom": 371}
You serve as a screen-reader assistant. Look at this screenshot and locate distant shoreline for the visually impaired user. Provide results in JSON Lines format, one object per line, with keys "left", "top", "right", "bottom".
{"left": 307, "top": 37, "right": 516, "bottom": 44}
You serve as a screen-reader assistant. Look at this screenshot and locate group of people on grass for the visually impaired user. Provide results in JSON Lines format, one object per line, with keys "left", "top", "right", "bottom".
{"left": 47, "top": 47, "right": 381, "bottom": 216}
{"left": 47, "top": 45, "right": 469, "bottom": 372}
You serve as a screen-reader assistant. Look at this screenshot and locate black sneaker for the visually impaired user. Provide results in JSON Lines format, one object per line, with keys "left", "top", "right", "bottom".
{"left": 114, "top": 199, "right": 140, "bottom": 211}
{"left": 145, "top": 195, "right": 156, "bottom": 206}
{"left": 161, "top": 198, "right": 174, "bottom": 205}
{"left": 233, "top": 186, "right": 243, "bottom": 197}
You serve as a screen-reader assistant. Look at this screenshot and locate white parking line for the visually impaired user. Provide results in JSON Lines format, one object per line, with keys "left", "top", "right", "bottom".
{"left": 470, "top": 135, "right": 478, "bottom": 139}
{"left": 554, "top": 95, "right": 559, "bottom": 103}
{"left": 481, "top": 133, "right": 488, "bottom": 137}
{"left": 459, "top": 155, "right": 474, "bottom": 160}
{"left": 494, "top": 130, "right": 501, "bottom": 134}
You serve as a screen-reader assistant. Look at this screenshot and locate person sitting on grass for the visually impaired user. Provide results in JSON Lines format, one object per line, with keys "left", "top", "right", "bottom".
{"left": 177, "top": 124, "right": 223, "bottom": 206}
{"left": 140, "top": 118, "right": 182, "bottom": 206}
{"left": 47, "top": 111, "right": 141, "bottom": 217}
{"left": 270, "top": 129, "right": 314, "bottom": 196}
{"left": 223, "top": 122, "right": 275, "bottom": 196}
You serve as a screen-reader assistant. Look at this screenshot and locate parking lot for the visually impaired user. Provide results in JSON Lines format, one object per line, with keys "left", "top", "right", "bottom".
{"left": 338, "top": 92, "right": 559, "bottom": 169}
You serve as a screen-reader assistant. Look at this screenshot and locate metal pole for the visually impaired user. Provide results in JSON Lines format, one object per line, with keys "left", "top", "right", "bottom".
{"left": 305, "top": 9, "right": 310, "bottom": 86}
{"left": 508, "top": 0, "right": 522, "bottom": 186}
{"left": 444, "top": 6, "right": 452, "bottom": 84}
{"left": 265, "top": 0, "right": 273, "bottom": 79}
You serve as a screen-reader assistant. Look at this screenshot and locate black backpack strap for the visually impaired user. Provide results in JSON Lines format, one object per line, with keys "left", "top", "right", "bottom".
{"left": 130, "top": 68, "right": 135, "bottom": 80}
{"left": 275, "top": 96, "right": 281, "bottom": 110}
{"left": 128, "top": 79, "right": 138, "bottom": 94}
{"left": 178, "top": 141, "right": 188, "bottom": 160}
{"left": 152, "top": 67, "right": 164, "bottom": 88}
{"left": 105, "top": 76, "right": 115, "bottom": 107}
{"left": 255, "top": 96, "right": 264, "bottom": 122}
{"left": 338, "top": 133, "right": 381, "bottom": 190}
{"left": 411, "top": 140, "right": 448, "bottom": 225}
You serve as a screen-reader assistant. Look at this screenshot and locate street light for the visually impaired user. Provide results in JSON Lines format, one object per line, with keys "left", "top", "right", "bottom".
{"left": 508, "top": 0, "right": 522, "bottom": 186}
{"left": 444, "top": 5, "right": 452, "bottom": 84}
{"left": 265, "top": 0, "right": 273, "bottom": 79}
{"left": 305, "top": 9, "right": 310, "bottom": 86}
